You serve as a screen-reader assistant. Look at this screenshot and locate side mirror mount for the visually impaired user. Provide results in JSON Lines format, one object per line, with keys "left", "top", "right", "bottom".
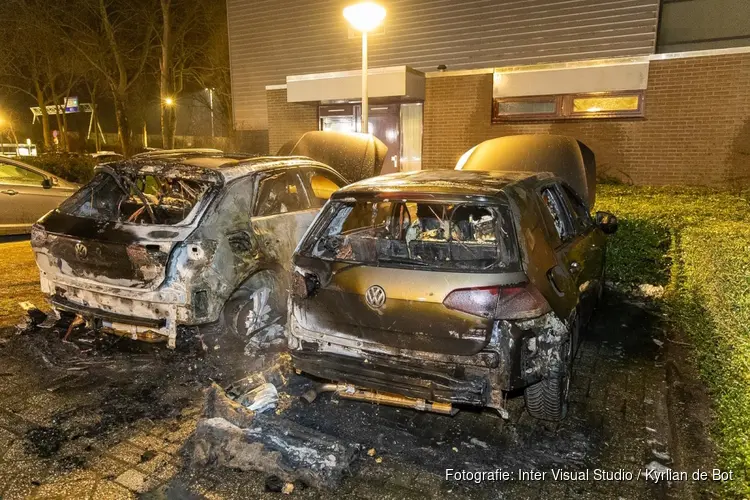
{"left": 41, "top": 178, "right": 53, "bottom": 189}
{"left": 595, "top": 211, "right": 618, "bottom": 235}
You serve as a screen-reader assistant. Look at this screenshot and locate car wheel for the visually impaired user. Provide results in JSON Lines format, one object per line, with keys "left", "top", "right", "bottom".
{"left": 524, "top": 313, "right": 578, "bottom": 421}
{"left": 222, "top": 272, "right": 286, "bottom": 352}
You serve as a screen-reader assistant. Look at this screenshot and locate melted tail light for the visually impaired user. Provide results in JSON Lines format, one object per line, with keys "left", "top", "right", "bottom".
{"left": 292, "top": 271, "right": 320, "bottom": 299}
{"left": 443, "top": 284, "right": 551, "bottom": 320}
{"left": 31, "top": 224, "right": 48, "bottom": 247}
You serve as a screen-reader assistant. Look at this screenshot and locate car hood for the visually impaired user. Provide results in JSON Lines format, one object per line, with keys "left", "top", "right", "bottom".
{"left": 456, "top": 135, "right": 596, "bottom": 207}
{"left": 277, "top": 131, "right": 388, "bottom": 183}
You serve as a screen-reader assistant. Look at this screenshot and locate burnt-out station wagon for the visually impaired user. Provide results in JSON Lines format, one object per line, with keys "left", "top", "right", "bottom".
{"left": 30, "top": 133, "right": 385, "bottom": 349}
{"left": 289, "top": 135, "right": 618, "bottom": 421}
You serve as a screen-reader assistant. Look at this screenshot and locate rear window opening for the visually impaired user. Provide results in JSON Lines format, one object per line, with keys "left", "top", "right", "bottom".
{"left": 59, "top": 171, "right": 214, "bottom": 225}
{"left": 302, "top": 199, "right": 518, "bottom": 271}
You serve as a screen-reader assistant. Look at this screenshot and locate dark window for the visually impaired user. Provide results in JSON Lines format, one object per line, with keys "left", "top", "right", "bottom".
{"left": 540, "top": 187, "right": 572, "bottom": 242}
{"left": 254, "top": 170, "right": 307, "bottom": 216}
{"left": 300, "top": 168, "right": 345, "bottom": 208}
{"left": 0, "top": 163, "right": 45, "bottom": 185}
{"left": 58, "top": 171, "right": 213, "bottom": 225}
{"left": 300, "top": 199, "right": 518, "bottom": 272}
{"left": 493, "top": 91, "right": 644, "bottom": 122}
{"left": 558, "top": 184, "right": 592, "bottom": 233}
{"left": 493, "top": 96, "right": 560, "bottom": 121}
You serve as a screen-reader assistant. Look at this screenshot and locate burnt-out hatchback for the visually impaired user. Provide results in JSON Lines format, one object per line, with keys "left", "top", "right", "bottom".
{"left": 289, "top": 137, "right": 618, "bottom": 421}
{"left": 30, "top": 134, "right": 385, "bottom": 350}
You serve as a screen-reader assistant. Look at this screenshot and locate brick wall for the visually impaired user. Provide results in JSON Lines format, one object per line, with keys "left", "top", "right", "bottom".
{"left": 266, "top": 89, "right": 319, "bottom": 154}
{"left": 424, "top": 53, "right": 750, "bottom": 185}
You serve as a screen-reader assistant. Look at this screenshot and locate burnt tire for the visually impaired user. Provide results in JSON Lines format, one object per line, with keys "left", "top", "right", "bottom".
{"left": 524, "top": 312, "right": 578, "bottom": 422}
{"left": 524, "top": 375, "right": 568, "bottom": 421}
{"left": 222, "top": 272, "right": 286, "bottom": 351}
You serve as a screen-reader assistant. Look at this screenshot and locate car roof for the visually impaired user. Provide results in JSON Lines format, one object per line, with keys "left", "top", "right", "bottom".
{"left": 333, "top": 169, "right": 552, "bottom": 198}
{"left": 103, "top": 154, "right": 340, "bottom": 183}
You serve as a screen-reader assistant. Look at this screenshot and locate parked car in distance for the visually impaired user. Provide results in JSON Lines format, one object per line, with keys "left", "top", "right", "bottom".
{"left": 90, "top": 151, "right": 124, "bottom": 163}
{"left": 0, "top": 156, "right": 78, "bottom": 235}
{"left": 289, "top": 135, "right": 618, "bottom": 421}
{"left": 30, "top": 133, "right": 386, "bottom": 349}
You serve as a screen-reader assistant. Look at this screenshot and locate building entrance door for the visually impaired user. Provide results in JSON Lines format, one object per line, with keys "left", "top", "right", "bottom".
{"left": 366, "top": 105, "right": 400, "bottom": 174}
{"left": 319, "top": 103, "right": 401, "bottom": 175}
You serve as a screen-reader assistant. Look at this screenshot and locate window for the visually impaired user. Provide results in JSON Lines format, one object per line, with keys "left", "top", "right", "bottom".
{"left": 301, "top": 199, "right": 518, "bottom": 271}
{"left": 540, "top": 187, "right": 572, "bottom": 242}
{"left": 301, "top": 169, "right": 344, "bottom": 208}
{"left": 492, "top": 91, "right": 644, "bottom": 122}
{"left": 254, "top": 171, "right": 307, "bottom": 217}
{"left": 570, "top": 93, "right": 642, "bottom": 118}
{"left": 558, "top": 184, "right": 592, "bottom": 233}
{"left": 494, "top": 96, "right": 560, "bottom": 120}
{"left": 0, "top": 163, "right": 45, "bottom": 185}
{"left": 58, "top": 171, "right": 213, "bottom": 225}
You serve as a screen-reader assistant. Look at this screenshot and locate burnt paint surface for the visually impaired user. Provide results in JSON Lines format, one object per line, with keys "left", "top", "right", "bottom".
{"left": 290, "top": 172, "right": 608, "bottom": 407}
{"left": 32, "top": 159, "right": 344, "bottom": 338}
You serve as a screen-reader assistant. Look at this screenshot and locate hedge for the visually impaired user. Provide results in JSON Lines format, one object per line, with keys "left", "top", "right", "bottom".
{"left": 597, "top": 185, "right": 750, "bottom": 497}
{"left": 25, "top": 154, "right": 97, "bottom": 184}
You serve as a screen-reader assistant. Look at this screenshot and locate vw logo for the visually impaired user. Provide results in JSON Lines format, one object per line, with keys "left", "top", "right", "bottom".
{"left": 365, "top": 285, "right": 386, "bottom": 309}
{"left": 74, "top": 242, "right": 88, "bottom": 260}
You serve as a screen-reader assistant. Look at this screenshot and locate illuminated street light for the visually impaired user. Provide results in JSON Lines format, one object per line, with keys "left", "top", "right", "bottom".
{"left": 164, "top": 97, "right": 175, "bottom": 106}
{"left": 343, "top": 2, "right": 386, "bottom": 134}
{"left": 205, "top": 88, "right": 215, "bottom": 138}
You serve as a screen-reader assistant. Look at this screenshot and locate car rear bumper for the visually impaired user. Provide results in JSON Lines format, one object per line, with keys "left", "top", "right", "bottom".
{"left": 289, "top": 314, "right": 506, "bottom": 407}
{"left": 39, "top": 274, "right": 191, "bottom": 348}
{"left": 292, "top": 349, "right": 490, "bottom": 405}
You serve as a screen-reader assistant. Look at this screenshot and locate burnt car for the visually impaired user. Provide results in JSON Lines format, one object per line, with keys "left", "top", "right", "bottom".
{"left": 289, "top": 135, "right": 618, "bottom": 421}
{"left": 30, "top": 133, "right": 385, "bottom": 349}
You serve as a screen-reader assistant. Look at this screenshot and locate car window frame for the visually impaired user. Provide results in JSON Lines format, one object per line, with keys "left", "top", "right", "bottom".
{"left": 557, "top": 182, "right": 593, "bottom": 234}
{"left": 297, "top": 165, "right": 347, "bottom": 209}
{"left": 538, "top": 182, "right": 576, "bottom": 246}
{"left": 252, "top": 167, "right": 310, "bottom": 217}
{"left": 0, "top": 160, "right": 47, "bottom": 187}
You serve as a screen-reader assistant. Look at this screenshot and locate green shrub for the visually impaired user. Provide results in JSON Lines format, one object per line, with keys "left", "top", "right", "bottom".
{"left": 597, "top": 185, "right": 750, "bottom": 497}
{"left": 26, "top": 154, "right": 96, "bottom": 184}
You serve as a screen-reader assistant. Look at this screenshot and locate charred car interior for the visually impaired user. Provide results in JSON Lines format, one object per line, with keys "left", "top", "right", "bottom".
{"left": 290, "top": 136, "right": 618, "bottom": 421}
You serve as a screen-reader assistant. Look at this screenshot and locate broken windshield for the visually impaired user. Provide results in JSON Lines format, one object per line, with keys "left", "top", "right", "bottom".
{"left": 301, "top": 199, "right": 518, "bottom": 271}
{"left": 58, "top": 171, "right": 215, "bottom": 225}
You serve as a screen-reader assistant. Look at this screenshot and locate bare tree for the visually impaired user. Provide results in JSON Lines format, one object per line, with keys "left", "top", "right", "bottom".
{"left": 0, "top": 0, "right": 57, "bottom": 149}
{"left": 190, "top": 0, "right": 234, "bottom": 147}
{"left": 59, "top": 0, "right": 156, "bottom": 157}
{"left": 158, "top": 0, "right": 206, "bottom": 149}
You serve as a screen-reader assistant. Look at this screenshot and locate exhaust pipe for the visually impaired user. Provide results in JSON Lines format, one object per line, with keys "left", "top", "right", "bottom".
{"left": 302, "top": 383, "right": 456, "bottom": 415}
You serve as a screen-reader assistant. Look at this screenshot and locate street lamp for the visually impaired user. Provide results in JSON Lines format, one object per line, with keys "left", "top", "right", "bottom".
{"left": 205, "top": 88, "right": 214, "bottom": 138}
{"left": 343, "top": 2, "right": 386, "bottom": 134}
{"left": 164, "top": 97, "right": 175, "bottom": 107}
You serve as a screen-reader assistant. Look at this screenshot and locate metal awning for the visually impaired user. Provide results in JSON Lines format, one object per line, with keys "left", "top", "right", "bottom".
{"left": 286, "top": 66, "right": 425, "bottom": 103}
{"left": 493, "top": 57, "right": 650, "bottom": 98}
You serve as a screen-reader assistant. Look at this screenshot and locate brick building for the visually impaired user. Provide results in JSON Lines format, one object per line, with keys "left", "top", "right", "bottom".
{"left": 227, "top": 0, "right": 750, "bottom": 185}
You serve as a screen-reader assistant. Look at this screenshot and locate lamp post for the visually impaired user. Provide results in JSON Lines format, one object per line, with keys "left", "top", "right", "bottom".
{"left": 343, "top": 2, "right": 386, "bottom": 134}
{"left": 205, "top": 88, "right": 215, "bottom": 138}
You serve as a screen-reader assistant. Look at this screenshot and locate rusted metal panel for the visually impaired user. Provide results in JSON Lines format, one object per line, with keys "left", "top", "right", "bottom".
{"left": 227, "top": 0, "right": 660, "bottom": 130}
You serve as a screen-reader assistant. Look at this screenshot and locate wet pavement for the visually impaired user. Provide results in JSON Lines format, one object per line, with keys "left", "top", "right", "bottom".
{"left": 0, "top": 290, "right": 714, "bottom": 499}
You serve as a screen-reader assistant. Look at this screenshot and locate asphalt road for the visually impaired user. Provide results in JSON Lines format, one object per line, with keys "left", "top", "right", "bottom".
{"left": 0, "top": 241, "right": 718, "bottom": 499}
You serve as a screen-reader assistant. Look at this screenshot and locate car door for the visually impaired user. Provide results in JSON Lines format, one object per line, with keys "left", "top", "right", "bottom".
{"left": 538, "top": 183, "right": 590, "bottom": 328}
{"left": 557, "top": 183, "right": 604, "bottom": 324}
{"left": 251, "top": 168, "right": 318, "bottom": 271}
{"left": 0, "top": 160, "right": 56, "bottom": 233}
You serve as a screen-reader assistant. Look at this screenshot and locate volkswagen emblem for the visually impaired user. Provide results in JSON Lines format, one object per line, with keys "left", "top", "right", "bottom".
{"left": 74, "top": 242, "right": 88, "bottom": 260}
{"left": 364, "top": 285, "right": 386, "bottom": 309}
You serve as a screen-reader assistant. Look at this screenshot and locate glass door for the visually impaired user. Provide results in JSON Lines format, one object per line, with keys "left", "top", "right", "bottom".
{"left": 319, "top": 105, "right": 357, "bottom": 134}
